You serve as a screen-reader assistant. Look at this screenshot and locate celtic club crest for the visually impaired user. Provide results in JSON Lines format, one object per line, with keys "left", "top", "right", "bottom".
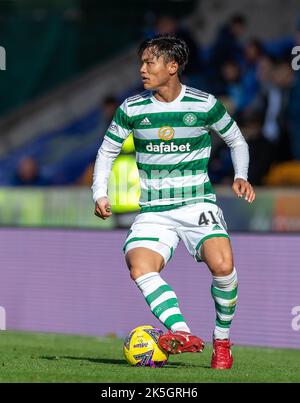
{"left": 183, "top": 113, "right": 197, "bottom": 126}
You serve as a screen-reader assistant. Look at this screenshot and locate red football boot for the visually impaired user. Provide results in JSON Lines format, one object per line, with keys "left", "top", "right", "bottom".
{"left": 211, "top": 339, "right": 233, "bottom": 369}
{"left": 158, "top": 330, "right": 205, "bottom": 354}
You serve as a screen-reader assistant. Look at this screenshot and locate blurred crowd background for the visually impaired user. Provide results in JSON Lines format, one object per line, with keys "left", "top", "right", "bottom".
{"left": 0, "top": 0, "right": 300, "bottom": 229}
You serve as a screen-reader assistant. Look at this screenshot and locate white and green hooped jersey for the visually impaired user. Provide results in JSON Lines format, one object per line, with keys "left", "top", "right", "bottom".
{"left": 92, "top": 85, "right": 249, "bottom": 212}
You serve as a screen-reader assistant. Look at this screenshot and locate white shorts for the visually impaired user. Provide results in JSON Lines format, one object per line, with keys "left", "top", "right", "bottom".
{"left": 123, "top": 202, "right": 229, "bottom": 265}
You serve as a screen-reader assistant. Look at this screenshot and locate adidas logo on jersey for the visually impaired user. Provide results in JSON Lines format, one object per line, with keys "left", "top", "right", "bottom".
{"left": 140, "top": 117, "right": 152, "bottom": 125}
{"left": 146, "top": 142, "right": 191, "bottom": 153}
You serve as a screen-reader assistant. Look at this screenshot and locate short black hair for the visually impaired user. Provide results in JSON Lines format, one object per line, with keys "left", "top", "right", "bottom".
{"left": 138, "top": 34, "right": 189, "bottom": 75}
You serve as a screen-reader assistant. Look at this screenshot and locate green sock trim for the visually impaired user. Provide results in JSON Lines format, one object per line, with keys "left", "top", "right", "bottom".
{"left": 168, "top": 246, "right": 174, "bottom": 262}
{"left": 123, "top": 236, "right": 159, "bottom": 251}
{"left": 195, "top": 233, "right": 229, "bottom": 253}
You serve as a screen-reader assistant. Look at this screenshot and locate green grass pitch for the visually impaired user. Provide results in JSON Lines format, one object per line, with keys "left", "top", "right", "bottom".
{"left": 0, "top": 331, "right": 299, "bottom": 383}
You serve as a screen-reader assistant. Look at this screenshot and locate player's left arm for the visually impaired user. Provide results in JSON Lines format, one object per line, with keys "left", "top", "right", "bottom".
{"left": 207, "top": 97, "right": 256, "bottom": 203}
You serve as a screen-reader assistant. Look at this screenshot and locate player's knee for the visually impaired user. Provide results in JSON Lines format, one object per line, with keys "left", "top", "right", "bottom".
{"left": 129, "top": 266, "right": 142, "bottom": 281}
{"left": 126, "top": 248, "right": 164, "bottom": 281}
{"left": 129, "top": 265, "right": 155, "bottom": 281}
{"left": 210, "top": 257, "right": 233, "bottom": 277}
{"left": 127, "top": 257, "right": 160, "bottom": 280}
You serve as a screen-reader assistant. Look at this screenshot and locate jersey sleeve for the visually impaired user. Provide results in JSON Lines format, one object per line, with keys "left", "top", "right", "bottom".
{"left": 92, "top": 99, "right": 133, "bottom": 202}
{"left": 206, "top": 95, "right": 249, "bottom": 181}
{"left": 104, "top": 100, "right": 133, "bottom": 146}
{"left": 206, "top": 95, "right": 235, "bottom": 135}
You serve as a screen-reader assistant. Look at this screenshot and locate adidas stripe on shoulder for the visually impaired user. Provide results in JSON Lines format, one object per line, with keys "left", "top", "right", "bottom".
{"left": 126, "top": 91, "right": 152, "bottom": 105}
{"left": 126, "top": 94, "right": 142, "bottom": 103}
{"left": 186, "top": 87, "right": 209, "bottom": 100}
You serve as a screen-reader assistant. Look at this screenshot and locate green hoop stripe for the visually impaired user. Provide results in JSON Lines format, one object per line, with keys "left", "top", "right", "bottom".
{"left": 140, "top": 181, "right": 214, "bottom": 203}
{"left": 206, "top": 100, "right": 227, "bottom": 126}
{"left": 140, "top": 197, "right": 216, "bottom": 213}
{"left": 164, "top": 314, "right": 186, "bottom": 329}
{"left": 137, "top": 158, "right": 209, "bottom": 178}
{"left": 105, "top": 130, "right": 124, "bottom": 144}
{"left": 216, "top": 318, "right": 232, "bottom": 328}
{"left": 146, "top": 285, "right": 173, "bottom": 305}
{"left": 211, "top": 285, "right": 238, "bottom": 301}
{"left": 133, "top": 133, "right": 211, "bottom": 153}
{"left": 132, "top": 111, "right": 207, "bottom": 129}
{"left": 114, "top": 106, "right": 132, "bottom": 129}
{"left": 152, "top": 298, "right": 179, "bottom": 317}
{"left": 214, "top": 302, "right": 236, "bottom": 315}
{"left": 219, "top": 118, "right": 234, "bottom": 135}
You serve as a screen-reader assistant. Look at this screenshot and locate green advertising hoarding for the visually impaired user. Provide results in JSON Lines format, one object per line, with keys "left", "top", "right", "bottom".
{"left": 0, "top": 187, "right": 300, "bottom": 232}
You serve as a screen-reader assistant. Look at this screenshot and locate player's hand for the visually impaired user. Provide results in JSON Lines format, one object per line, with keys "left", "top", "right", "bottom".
{"left": 232, "top": 178, "right": 256, "bottom": 203}
{"left": 94, "top": 197, "right": 112, "bottom": 220}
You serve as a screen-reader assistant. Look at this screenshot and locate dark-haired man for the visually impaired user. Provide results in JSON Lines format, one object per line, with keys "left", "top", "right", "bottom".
{"left": 92, "top": 35, "right": 255, "bottom": 369}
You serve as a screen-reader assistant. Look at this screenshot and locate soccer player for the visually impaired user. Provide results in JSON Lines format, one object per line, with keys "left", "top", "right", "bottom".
{"left": 92, "top": 35, "right": 255, "bottom": 369}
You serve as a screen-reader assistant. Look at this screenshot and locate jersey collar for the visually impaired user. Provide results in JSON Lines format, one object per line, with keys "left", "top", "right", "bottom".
{"left": 150, "top": 84, "right": 186, "bottom": 108}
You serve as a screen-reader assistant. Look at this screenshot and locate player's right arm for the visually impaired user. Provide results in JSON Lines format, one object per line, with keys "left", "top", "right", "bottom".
{"left": 92, "top": 100, "right": 132, "bottom": 219}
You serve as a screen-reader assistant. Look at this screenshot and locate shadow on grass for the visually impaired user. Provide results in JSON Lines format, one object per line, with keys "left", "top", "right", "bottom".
{"left": 41, "top": 356, "right": 209, "bottom": 368}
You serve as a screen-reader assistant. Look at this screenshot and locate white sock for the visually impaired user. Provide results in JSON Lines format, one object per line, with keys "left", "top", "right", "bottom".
{"left": 211, "top": 268, "right": 238, "bottom": 340}
{"left": 135, "top": 272, "right": 191, "bottom": 333}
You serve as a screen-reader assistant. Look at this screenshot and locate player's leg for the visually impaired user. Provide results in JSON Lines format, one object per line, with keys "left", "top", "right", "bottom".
{"left": 176, "top": 203, "right": 235, "bottom": 364}
{"left": 200, "top": 237, "right": 237, "bottom": 369}
{"left": 125, "top": 241, "right": 192, "bottom": 332}
{"left": 124, "top": 211, "right": 204, "bottom": 354}
{"left": 125, "top": 244, "right": 204, "bottom": 353}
